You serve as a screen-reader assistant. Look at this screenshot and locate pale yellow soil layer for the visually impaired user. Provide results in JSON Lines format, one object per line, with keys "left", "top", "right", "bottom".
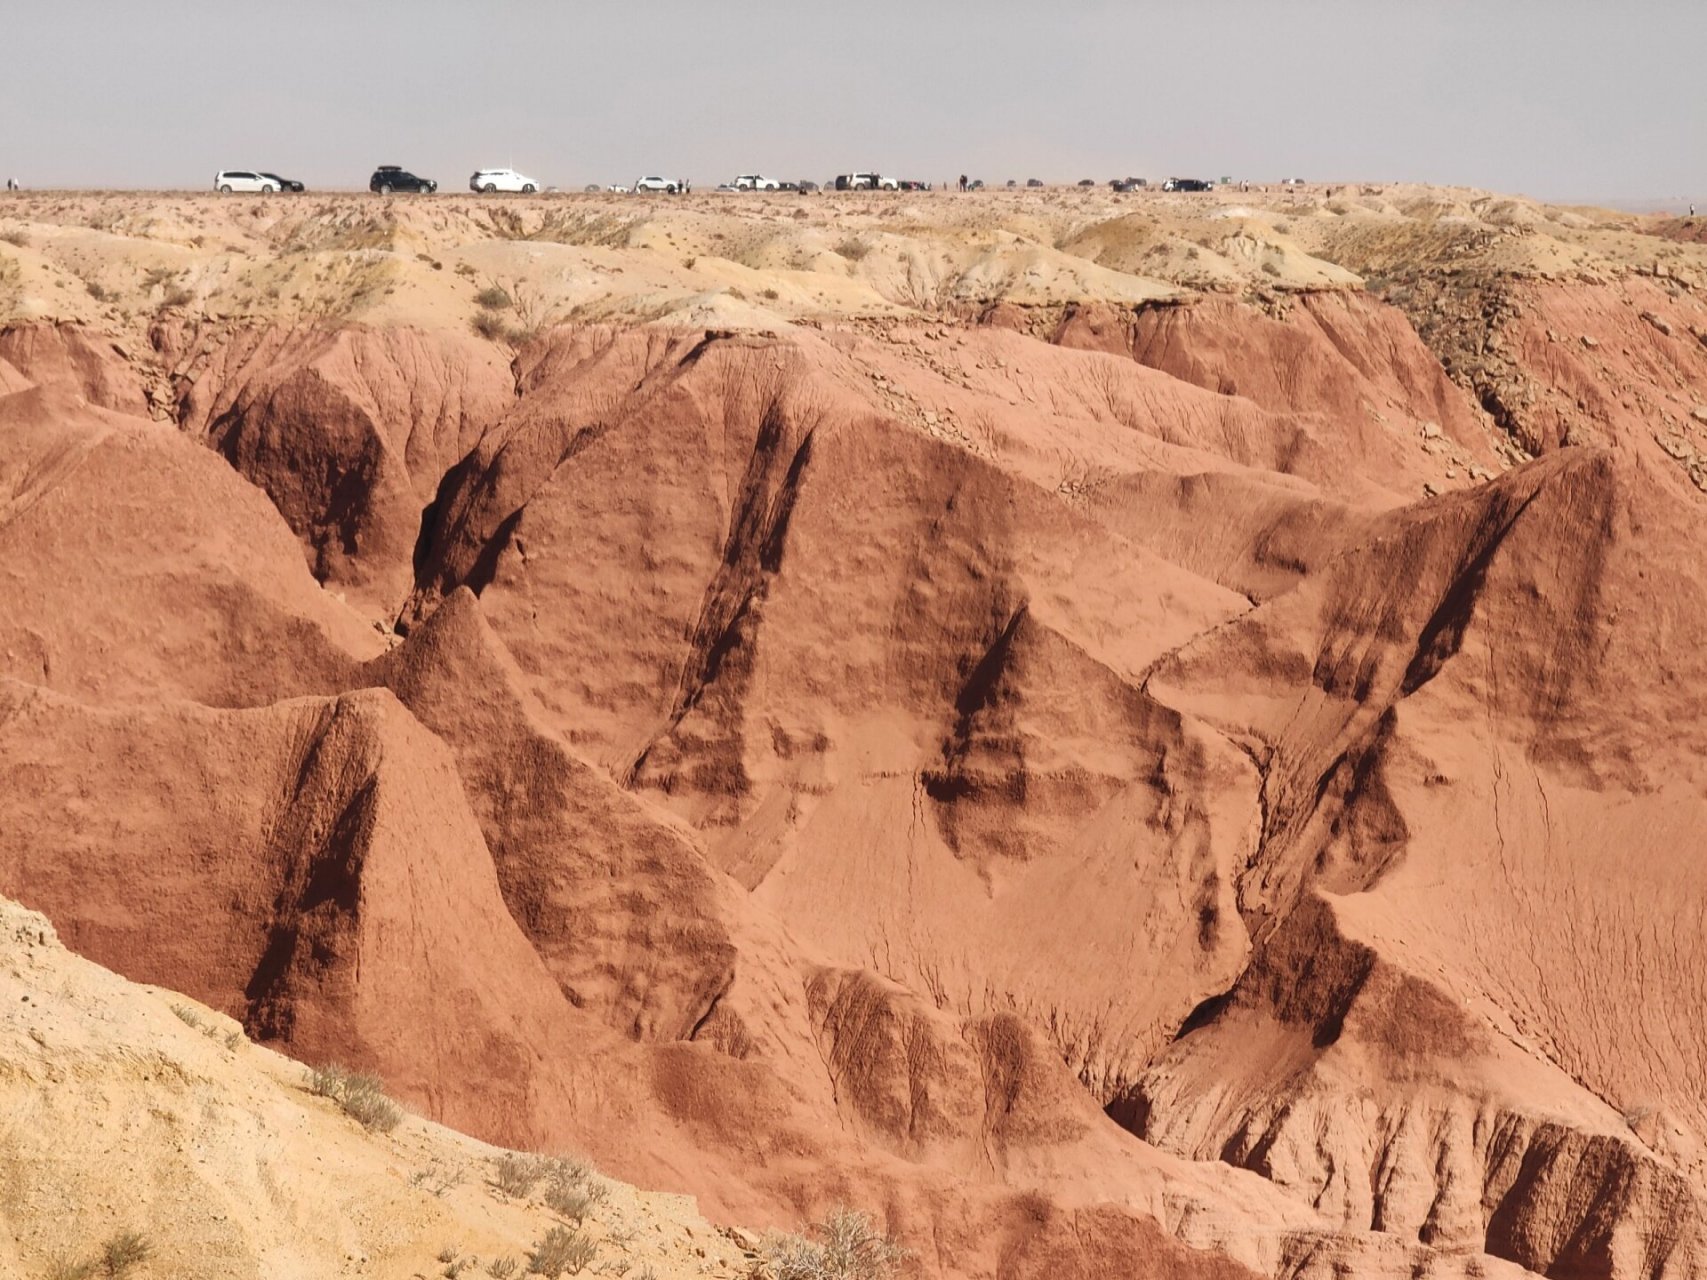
{"left": 0, "top": 896, "right": 751, "bottom": 1280}
{"left": 0, "top": 186, "right": 1700, "bottom": 340}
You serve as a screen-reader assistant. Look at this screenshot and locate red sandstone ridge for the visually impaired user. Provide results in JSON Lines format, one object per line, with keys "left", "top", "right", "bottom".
{"left": 1, "top": 188, "right": 1705, "bottom": 1279}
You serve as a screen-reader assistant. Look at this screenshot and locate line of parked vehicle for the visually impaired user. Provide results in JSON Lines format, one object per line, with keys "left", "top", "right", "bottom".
{"left": 211, "top": 166, "right": 1281, "bottom": 197}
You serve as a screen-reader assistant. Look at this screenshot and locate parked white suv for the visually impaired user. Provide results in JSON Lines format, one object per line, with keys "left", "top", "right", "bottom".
{"left": 733, "top": 174, "right": 782, "bottom": 191}
{"left": 834, "top": 172, "right": 898, "bottom": 191}
{"left": 470, "top": 168, "right": 539, "bottom": 193}
{"left": 632, "top": 176, "right": 685, "bottom": 194}
{"left": 214, "top": 170, "right": 279, "bottom": 194}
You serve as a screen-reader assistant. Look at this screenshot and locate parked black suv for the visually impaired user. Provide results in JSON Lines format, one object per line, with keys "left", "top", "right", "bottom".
{"left": 260, "top": 172, "right": 305, "bottom": 192}
{"left": 370, "top": 165, "right": 436, "bottom": 194}
{"left": 1162, "top": 178, "right": 1214, "bottom": 192}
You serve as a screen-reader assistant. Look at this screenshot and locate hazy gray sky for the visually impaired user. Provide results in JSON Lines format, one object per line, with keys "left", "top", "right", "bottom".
{"left": 3, "top": 0, "right": 1701, "bottom": 203}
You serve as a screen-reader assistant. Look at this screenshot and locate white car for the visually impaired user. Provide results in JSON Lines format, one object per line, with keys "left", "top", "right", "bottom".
{"left": 470, "top": 168, "right": 539, "bottom": 194}
{"left": 213, "top": 170, "right": 279, "bottom": 194}
{"left": 632, "top": 176, "right": 685, "bottom": 194}
{"left": 834, "top": 172, "right": 899, "bottom": 191}
{"left": 733, "top": 174, "right": 782, "bottom": 191}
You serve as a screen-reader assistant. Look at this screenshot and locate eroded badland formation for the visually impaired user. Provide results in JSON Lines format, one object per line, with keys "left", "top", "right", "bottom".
{"left": 2, "top": 183, "right": 1707, "bottom": 1279}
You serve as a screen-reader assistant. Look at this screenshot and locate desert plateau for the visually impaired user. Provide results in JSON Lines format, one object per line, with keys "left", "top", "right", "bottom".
{"left": 2, "top": 180, "right": 1707, "bottom": 1280}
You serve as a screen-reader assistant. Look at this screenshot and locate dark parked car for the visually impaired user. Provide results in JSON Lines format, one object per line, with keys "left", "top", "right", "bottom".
{"left": 1076, "top": 178, "right": 1095, "bottom": 187}
{"left": 260, "top": 172, "right": 305, "bottom": 192}
{"left": 1111, "top": 177, "right": 1147, "bottom": 192}
{"left": 1026, "top": 178, "right": 1044, "bottom": 188}
{"left": 1162, "top": 178, "right": 1214, "bottom": 192}
{"left": 897, "top": 179, "right": 931, "bottom": 191}
{"left": 370, "top": 165, "right": 436, "bottom": 194}
{"left": 797, "top": 180, "right": 821, "bottom": 193}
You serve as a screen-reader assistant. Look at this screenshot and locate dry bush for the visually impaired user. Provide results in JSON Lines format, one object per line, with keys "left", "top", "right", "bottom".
{"left": 411, "top": 1158, "right": 468, "bottom": 1197}
{"left": 542, "top": 1156, "right": 607, "bottom": 1223}
{"left": 475, "top": 284, "right": 513, "bottom": 309}
{"left": 308, "top": 1063, "right": 404, "bottom": 1132}
{"left": 526, "top": 1226, "right": 597, "bottom": 1277}
{"left": 84, "top": 280, "right": 110, "bottom": 302}
{"left": 471, "top": 310, "right": 509, "bottom": 341}
{"left": 1, "top": 229, "right": 30, "bottom": 247}
{"left": 760, "top": 1208, "right": 904, "bottom": 1280}
{"left": 486, "top": 1260, "right": 520, "bottom": 1279}
{"left": 170, "top": 1003, "right": 202, "bottom": 1029}
{"left": 160, "top": 285, "right": 193, "bottom": 308}
{"left": 99, "top": 1232, "right": 150, "bottom": 1277}
{"left": 493, "top": 1152, "right": 544, "bottom": 1198}
{"left": 834, "top": 237, "right": 871, "bottom": 262}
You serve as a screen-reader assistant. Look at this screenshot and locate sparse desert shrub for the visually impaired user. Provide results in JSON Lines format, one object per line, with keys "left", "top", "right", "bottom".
{"left": 160, "top": 285, "right": 193, "bottom": 308}
{"left": 834, "top": 237, "right": 870, "bottom": 262}
{"left": 543, "top": 1154, "right": 595, "bottom": 1187}
{"left": 410, "top": 1158, "right": 468, "bottom": 1197}
{"left": 471, "top": 310, "right": 508, "bottom": 341}
{"left": 760, "top": 1208, "right": 904, "bottom": 1280}
{"left": 542, "top": 1157, "right": 607, "bottom": 1223}
{"left": 1273, "top": 220, "right": 1291, "bottom": 234}
{"left": 0, "top": 229, "right": 29, "bottom": 247}
{"left": 84, "top": 280, "right": 109, "bottom": 302}
{"left": 493, "top": 1152, "right": 544, "bottom": 1198}
{"left": 308, "top": 1063, "right": 404, "bottom": 1132}
{"left": 45, "top": 1257, "right": 94, "bottom": 1280}
{"left": 99, "top": 1231, "right": 150, "bottom": 1277}
{"left": 475, "top": 285, "right": 513, "bottom": 309}
{"left": 170, "top": 1003, "right": 202, "bottom": 1028}
{"left": 760, "top": 287, "right": 780, "bottom": 300}
{"left": 486, "top": 1258, "right": 520, "bottom": 1279}
{"left": 1261, "top": 260, "right": 1281, "bottom": 277}
{"left": 526, "top": 1226, "right": 597, "bottom": 1277}
{"left": 544, "top": 1183, "right": 594, "bottom": 1224}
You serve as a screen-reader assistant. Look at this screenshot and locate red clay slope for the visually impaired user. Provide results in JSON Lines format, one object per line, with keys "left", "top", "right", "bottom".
{"left": 1, "top": 284, "right": 1703, "bottom": 1280}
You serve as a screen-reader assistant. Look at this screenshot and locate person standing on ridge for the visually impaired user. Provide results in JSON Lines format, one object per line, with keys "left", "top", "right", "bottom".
{"left": 959, "top": 174, "right": 968, "bottom": 193}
